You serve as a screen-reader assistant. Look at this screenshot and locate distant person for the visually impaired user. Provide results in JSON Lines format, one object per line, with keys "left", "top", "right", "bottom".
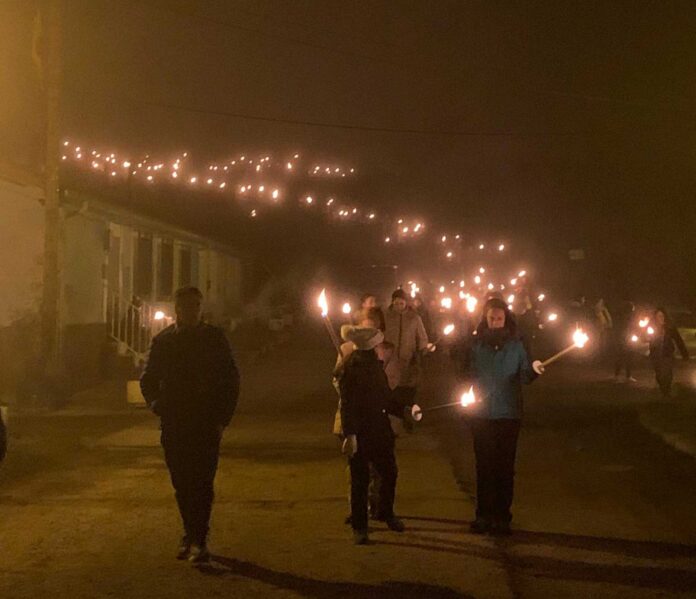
{"left": 338, "top": 325, "right": 408, "bottom": 544}
{"left": 412, "top": 294, "right": 434, "bottom": 340}
{"left": 594, "top": 298, "right": 613, "bottom": 359}
{"left": 454, "top": 298, "right": 540, "bottom": 535}
{"left": 568, "top": 295, "right": 590, "bottom": 328}
{"left": 355, "top": 293, "right": 385, "bottom": 330}
{"left": 141, "top": 286, "right": 240, "bottom": 564}
{"left": 383, "top": 289, "right": 429, "bottom": 408}
{"left": 515, "top": 293, "right": 538, "bottom": 357}
{"left": 612, "top": 301, "right": 636, "bottom": 383}
{"left": 649, "top": 308, "right": 689, "bottom": 397}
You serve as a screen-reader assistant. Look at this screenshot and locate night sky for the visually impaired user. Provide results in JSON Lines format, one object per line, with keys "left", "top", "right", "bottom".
{"left": 3, "top": 1, "right": 696, "bottom": 302}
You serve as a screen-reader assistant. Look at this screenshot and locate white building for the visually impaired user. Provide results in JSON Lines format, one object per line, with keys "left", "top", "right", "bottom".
{"left": 0, "top": 171, "right": 243, "bottom": 399}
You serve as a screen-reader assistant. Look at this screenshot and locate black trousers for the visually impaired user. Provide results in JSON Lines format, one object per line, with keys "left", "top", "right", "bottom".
{"left": 653, "top": 357, "right": 674, "bottom": 397}
{"left": 614, "top": 344, "right": 633, "bottom": 377}
{"left": 469, "top": 418, "right": 521, "bottom": 524}
{"left": 349, "top": 435, "right": 397, "bottom": 531}
{"left": 161, "top": 425, "right": 221, "bottom": 545}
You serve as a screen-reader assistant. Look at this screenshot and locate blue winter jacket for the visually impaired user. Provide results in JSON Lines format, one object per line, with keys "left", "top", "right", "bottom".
{"left": 456, "top": 332, "right": 537, "bottom": 420}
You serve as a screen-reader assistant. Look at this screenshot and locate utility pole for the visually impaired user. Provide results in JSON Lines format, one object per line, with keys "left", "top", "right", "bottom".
{"left": 40, "top": 0, "right": 63, "bottom": 380}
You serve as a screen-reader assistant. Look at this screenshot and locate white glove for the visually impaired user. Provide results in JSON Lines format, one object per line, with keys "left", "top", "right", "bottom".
{"left": 411, "top": 404, "right": 423, "bottom": 422}
{"left": 532, "top": 360, "right": 545, "bottom": 375}
{"left": 342, "top": 435, "right": 358, "bottom": 457}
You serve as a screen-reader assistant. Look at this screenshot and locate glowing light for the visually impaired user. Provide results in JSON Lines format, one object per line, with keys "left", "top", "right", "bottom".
{"left": 630, "top": 334, "right": 639, "bottom": 343}
{"left": 510, "top": 278, "right": 518, "bottom": 286}
{"left": 548, "top": 312, "right": 558, "bottom": 322}
{"left": 466, "top": 296, "right": 478, "bottom": 313}
{"left": 459, "top": 291, "right": 466, "bottom": 300}
{"left": 440, "top": 297, "right": 453, "bottom": 310}
{"left": 172, "top": 172, "right": 178, "bottom": 178}
{"left": 318, "top": 289, "right": 329, "bottom": 318}
{"left": 518, "top": 270, "right": 527, "bottom": 277}
{"left": 272, "top": 189, "right": 279, "bottom": 200}
{"left": 479, "top": 244, "right": 485, "bottom": 250}
{"left": 538, "top": 294, "right": 546, "bottom": 301}
{"left": 219, "top": 182, "right": 226, "bottom": 189}
{"left": 443, "top": 324, "right": 455, "bottom": 336}
{"left": 286, "top": 162, "right": 293, "bottom": 170}
{"left": 402, "top": 227, "right": 409, "bottom": 234}
{"left": 206, "top": 178, "right": 213, "bottom": 185}
{"left": 305, "top": 196, "right": 313, "bottom": 204}
{"left": 153, "top": 310, "right": 166, "bottom": 321}
{"left": 446, "top": 251, "right": 454, "bottom": 259}
{"left": 639, "top": 318, "right": 649, "bottom": 328}
{"left": 460, "top": 386, "right": 475, "bottom": 407}
{"left": 342, "top": 302, "right": 352, "bottom": 315}
{"left": 63, "top": 140, "right": 69, "bottom": 146}
{"left": 385, "top": 237, "right": 391, "bottom": 243}
{"left": 146, "top": 175, "right": 154, "bottom": 182}
{"left": 190, "top": 176, "right": 197, "bottom": 184}
{"left": 442, "top": 235, "right": 447, "bottom": 243}
{"left": 368, "top": 213, "right": 375, "bottom": 219}
{"left": 507, "top": 294, "right": 515, "bottom": 304}
{"left": 123, "top": 161, "right": 131, "bottom": 168}
{"left": 474, "top": 275, "right": 481, "bottom": 285}
{"left": 459, "top": 281, "right": 465, "bottom": 288}
{"left": 439, "top": 286, "right": 445, "bottom": 293}
{"left": 250, "top": 209, "right": 257, "bottom": 217}
{"left": 647, "top": 326, "right": 655, "bottom": 336}
{"left": 498, "top": 244, "right": 505, "bottom": 251}
{"left": 573, "top": 329, "right": 589, "bottom": 348}
{"left": 479, "top": 267, "right": 486, "bottom": 274}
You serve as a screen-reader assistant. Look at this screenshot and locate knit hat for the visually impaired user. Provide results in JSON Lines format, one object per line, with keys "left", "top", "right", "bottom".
{"left": 340, "top": 325, "right": 384, "bottom": 351}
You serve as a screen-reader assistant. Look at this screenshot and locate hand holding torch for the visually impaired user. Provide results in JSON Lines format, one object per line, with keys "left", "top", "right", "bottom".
{"left": 411, "top": 385, "right": 476, "bottom": 421}
{"left": 533, "top": 329, "right": 589, "bottom": 374}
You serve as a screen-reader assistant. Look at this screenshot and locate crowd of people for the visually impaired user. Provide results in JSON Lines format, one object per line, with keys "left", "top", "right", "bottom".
{"left": 136, "top": 284, "right": 691, "bottom": 561}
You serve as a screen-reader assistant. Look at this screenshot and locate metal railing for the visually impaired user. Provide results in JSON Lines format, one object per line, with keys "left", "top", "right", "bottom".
{"left": 106, "top": 291, "right": 173, "bottom": 365}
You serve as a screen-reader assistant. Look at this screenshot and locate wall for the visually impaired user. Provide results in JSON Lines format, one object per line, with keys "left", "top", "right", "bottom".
{"left": 0, "top": 179, "right": 44, "bottom": 399}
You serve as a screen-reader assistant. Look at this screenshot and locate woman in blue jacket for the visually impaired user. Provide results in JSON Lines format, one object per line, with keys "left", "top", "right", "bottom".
{"left": 456, "top": 298, "right": 539, "bottom": 535}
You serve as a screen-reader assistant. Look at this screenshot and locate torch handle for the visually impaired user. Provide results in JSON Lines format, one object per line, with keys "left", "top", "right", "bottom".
{"left": 413, "top": 400, "right": 462, "bottom": 415}
{"left": 322, "top": 317, "right": 343, "bottom": 356}
{"left": 540, "top": 343, "right": 576, "bottom": 368}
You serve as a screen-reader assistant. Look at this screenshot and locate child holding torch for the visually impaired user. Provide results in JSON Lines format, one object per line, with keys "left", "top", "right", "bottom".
{"left": 338, "top": 325, "right": 408, "bottom": 545}
{"left": 454, "top": 298, "right": 540, "bottom": 536}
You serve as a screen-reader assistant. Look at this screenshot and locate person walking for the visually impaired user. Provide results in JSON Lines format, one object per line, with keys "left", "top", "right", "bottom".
{"left": 649, "top": 307, "right": 689, "bottom": 398}
{"left": 140, "top": 286, "right": 240, "bottom": 564}
{"left": 612, "top": 300, "right": 637, "bottom": 382}
{"left": 339, "top": 325, "right": 407, "bottom": 544}
{"left": 594, "top": 298, "right": 613, "bottom": 360}
{"left": 382, "top": 289, "right": 429, "bottom": 408}
{"left": 455, "top": 298, "right": 540, "bottom": 535}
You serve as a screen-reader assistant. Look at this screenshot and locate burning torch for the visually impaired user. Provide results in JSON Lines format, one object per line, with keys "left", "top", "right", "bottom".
{"left": 427, "top": 323, "right": 456, "bottom": 352}
{"left": 317, "top": 289, "right": 343, "bottom": 355}
{"left": 411, "top": 386, "right": 476, "bottom": 421}
{"left": 533, "top": 328, "right": 589, "bottom": 374}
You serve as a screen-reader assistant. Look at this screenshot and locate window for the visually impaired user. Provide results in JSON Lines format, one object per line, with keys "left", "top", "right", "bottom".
{"left": 158, "top": 240, "right": 174, "bottom": 300}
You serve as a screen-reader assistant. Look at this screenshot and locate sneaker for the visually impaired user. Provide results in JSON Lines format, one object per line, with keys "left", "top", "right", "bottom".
{"left": 188, "top": 544, "right": 211, "bottom": 565}
{"left": 469, "top": 518, "right": 491, "bottom": 534}
{"left": 385, "top": 517, "right": 405, "bottom": 532}
{"left": 353, "top": 529, "right": 369, "bottom": 545}
{"left": 176, "top": 536, "right": 191, "bottom": 560}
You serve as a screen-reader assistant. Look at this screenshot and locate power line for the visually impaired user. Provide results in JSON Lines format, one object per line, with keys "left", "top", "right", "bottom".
{"left": 142, "top": 98, "right": 581, "bottom": 137}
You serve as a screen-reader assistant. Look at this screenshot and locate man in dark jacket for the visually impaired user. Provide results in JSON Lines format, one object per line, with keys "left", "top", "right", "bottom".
{"left": 339, "top": 325, "right": 407, "bottom": 545}
{"left": 455, "top": 298, "right": 539, "bottom": 536}
{"left": 649, "top": 308, "right": 689, "bottom": 397}
{"left": 141, "top": 286, "right": 240, "bottom": 564}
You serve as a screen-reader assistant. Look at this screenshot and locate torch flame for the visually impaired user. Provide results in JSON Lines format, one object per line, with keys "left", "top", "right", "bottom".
{"left": 573, "top": 329, "right": 589, "bottom": 349}
{"left": 318, "top": 289, "right": 329, "bottom": 317}
{"left": 639, "top": 318, "right": 649, "bottom": 328}
{"left": 342, "top": 302, "right": 352, "bottom": 315}
{"left": 460, "top": 386, "right": 475, "bottom": 407}
{"left": 443, "top": 324, "right": 455, "bottom": 336}
{"left": 466, "top": 296, "right": 478, "bottom": 313}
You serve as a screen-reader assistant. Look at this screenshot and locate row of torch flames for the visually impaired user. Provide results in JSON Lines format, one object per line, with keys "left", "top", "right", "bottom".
{"left": 316, "top": 289, "right": 590, "bottom": 421}
{"left": 60, "top": 139, "right": 511, "bottom": 258}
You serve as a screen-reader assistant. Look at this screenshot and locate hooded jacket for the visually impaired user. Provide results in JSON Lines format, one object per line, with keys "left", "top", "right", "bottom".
{"left": 455, "top": 308, "right": 537, "bottom": 420}
{"left": 339, "top": 349, "right": 403, "bottom": 441}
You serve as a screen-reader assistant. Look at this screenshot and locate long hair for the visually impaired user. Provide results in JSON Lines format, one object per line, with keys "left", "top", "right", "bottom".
{"left": 475, "top": 297, "right": 518, "bottom": 337}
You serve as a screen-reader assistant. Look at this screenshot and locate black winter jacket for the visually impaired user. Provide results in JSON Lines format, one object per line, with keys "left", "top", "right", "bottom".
{"left": 140, "top": 323, "right": 240, "bottom": 428}
{"left": 649, "top": 326, "right": 689, "bottom": 361}
{"left": 339, "top": 350, "right": 402, "bottom": 439}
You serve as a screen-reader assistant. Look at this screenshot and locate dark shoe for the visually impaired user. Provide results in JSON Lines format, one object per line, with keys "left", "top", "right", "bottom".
{"left": 188, "top": 544, "right": 211, "bottom": 564}
{"left": 385, "top": 517, "right": 405, "bottom": 532}
{"left": 344, "top": 514, "right": 352, "bottom": 525}
{"left": 490, "top": 521, "right": 512, "bottom": 536}
{"left": 469, "top": 518, "right": 491, "bottom": 534}
{"left": 353, "top": 529, "right": 369, "bottom": 545}
{"left": 371, "top": 511, "right": 387, "bottom": 522}
{"left": 176, "top": 536, "right": 191, "bottom": 560}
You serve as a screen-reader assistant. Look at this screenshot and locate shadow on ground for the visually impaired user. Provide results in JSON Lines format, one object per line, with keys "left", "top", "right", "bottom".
{"left": 203, "top": 555, "right": 470, "bottom": 598}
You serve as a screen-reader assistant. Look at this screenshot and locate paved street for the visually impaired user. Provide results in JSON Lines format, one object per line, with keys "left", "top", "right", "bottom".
{"left": 1, "top": 350, "right": 696, "bottom": 598}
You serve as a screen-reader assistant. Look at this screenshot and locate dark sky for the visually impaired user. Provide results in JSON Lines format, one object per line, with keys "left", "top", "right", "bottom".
{"left": 3, "top": 1, "right": 696, "bottom": 300}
